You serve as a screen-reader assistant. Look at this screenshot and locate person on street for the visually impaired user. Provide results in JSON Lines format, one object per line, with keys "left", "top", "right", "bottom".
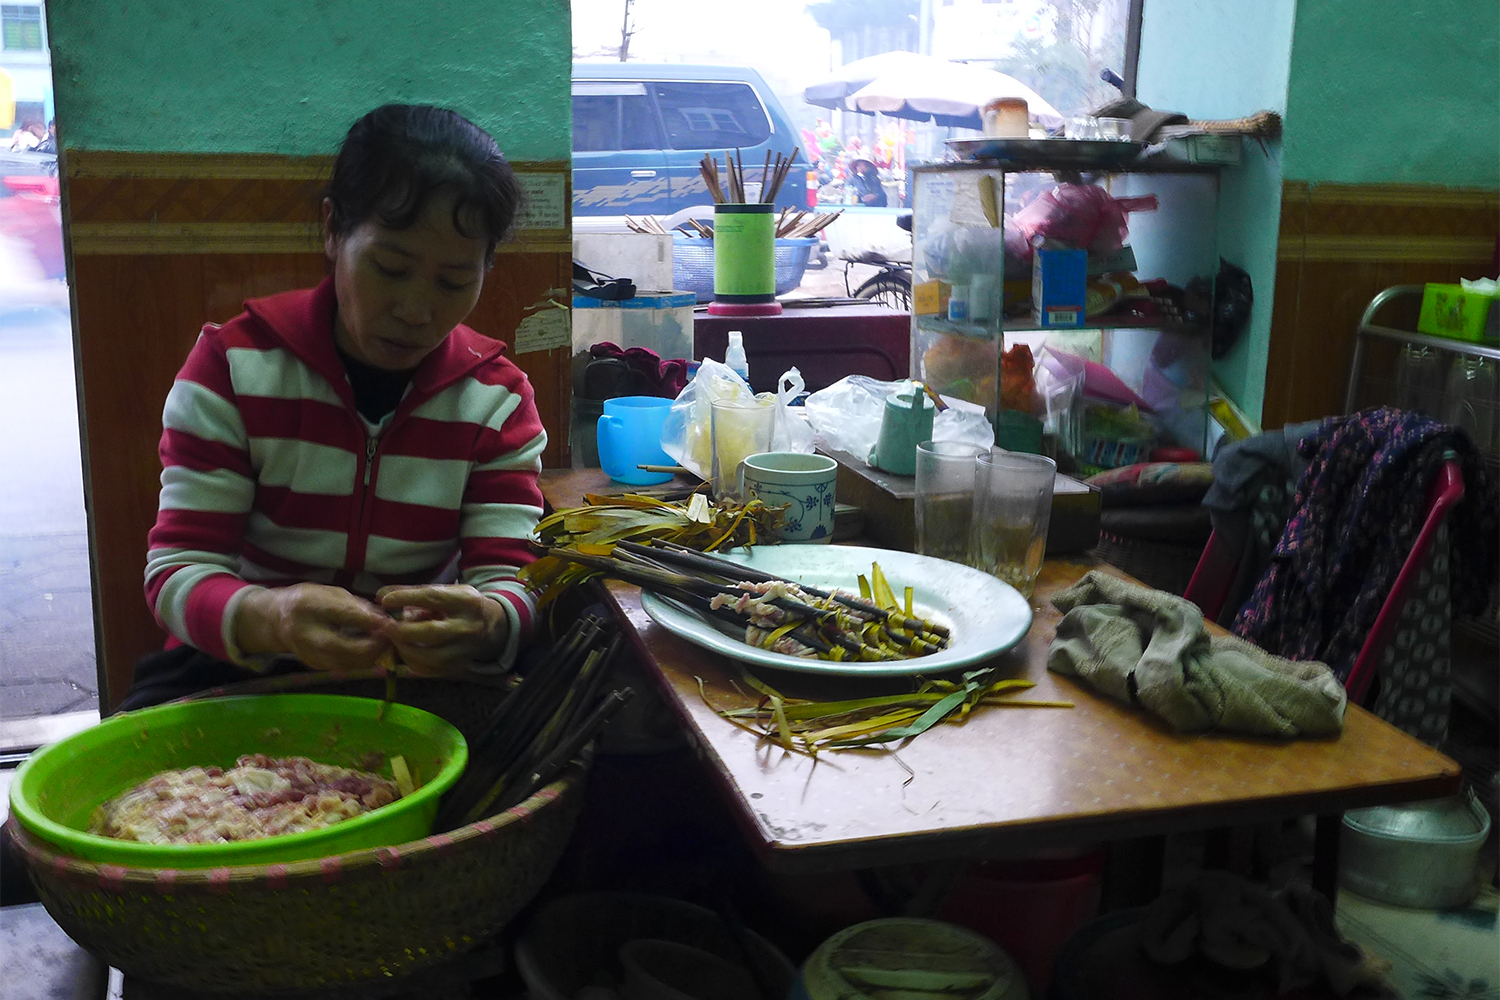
{"left": 848, "top": 157, "right": 888, "bottom": 207}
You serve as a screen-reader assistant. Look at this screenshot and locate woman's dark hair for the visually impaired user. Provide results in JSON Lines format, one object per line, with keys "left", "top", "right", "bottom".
{"left": 325, "top": 104, "right": 523, "bottom": 266}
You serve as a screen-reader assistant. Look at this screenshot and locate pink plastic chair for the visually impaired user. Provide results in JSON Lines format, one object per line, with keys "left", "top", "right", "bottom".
{"left": 1184, "top": 459, "right": 1466, "bottom": 706}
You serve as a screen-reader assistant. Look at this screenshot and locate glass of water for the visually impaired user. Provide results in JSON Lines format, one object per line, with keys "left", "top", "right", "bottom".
{"left": 968, "top": 449, "right": 1056, "bottom": 598}
{"left": 915, "top": 440, "right": 987, "bottom": 564}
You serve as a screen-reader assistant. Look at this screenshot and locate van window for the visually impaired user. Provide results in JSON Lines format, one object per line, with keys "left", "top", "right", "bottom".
{"left": 651, "top": 82, "right": 771, "bottom": 150}
{"left": 572, "top": 82, "right": 663, "bottom": 152}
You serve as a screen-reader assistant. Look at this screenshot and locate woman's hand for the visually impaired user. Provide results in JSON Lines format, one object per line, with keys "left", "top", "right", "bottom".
{"left": 235, "top": 583, "right": 394, "bottom": 672}
{"left": 376, "top": 584, "right": 510, "bottom": 677}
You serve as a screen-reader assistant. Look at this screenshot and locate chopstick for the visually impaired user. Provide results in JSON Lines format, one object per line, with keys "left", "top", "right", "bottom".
{"left": 695, "top": 148, "right": 802, "bottom": 206}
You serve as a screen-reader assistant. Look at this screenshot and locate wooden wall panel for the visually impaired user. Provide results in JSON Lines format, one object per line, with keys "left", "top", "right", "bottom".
{"left": 1262, "top": 181, "right": 1499, "bottom": 429}
{"left": 64, "top": 152, "right": 572, "bottom": 708}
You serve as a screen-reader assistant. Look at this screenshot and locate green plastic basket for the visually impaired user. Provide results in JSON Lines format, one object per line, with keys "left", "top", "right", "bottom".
{"left": 9, "top": 694, "right": 467, "bottom": 868}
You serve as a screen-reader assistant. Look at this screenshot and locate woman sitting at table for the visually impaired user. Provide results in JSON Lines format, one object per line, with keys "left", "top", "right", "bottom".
{"left": 119, "top": 104, "right": 546, "bottom": 710}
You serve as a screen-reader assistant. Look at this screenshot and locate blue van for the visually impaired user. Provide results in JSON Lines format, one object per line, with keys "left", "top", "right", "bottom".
{"left": 572, "top": 62, "right": 809, "bottom": 219}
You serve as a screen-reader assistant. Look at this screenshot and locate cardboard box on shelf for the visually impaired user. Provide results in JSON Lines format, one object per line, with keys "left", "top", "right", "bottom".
{"left": 1033, "top": 248, "right": 1087, "bottom": 328}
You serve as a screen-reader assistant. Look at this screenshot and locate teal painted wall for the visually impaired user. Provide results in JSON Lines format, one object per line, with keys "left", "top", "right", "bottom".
{"left": 46, "top": 0, "right": 571, "bottom": 162}
{"left": 1283, "top": 0, "right": 1500, "bottom": 187}
{"left": 1135, "top": 0, "right": 1298, "bottom": 423}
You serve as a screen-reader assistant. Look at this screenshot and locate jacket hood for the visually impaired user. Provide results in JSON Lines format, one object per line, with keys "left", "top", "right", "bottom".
{"left": 242, "top": 277, "right": 507, "bottom": 402}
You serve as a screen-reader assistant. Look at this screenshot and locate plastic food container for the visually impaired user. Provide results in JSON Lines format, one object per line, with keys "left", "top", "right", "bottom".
{"left": 1339, "top": 788, "right": 1492, "bottom": 909}
{"left": 789, "top": 918, "right": 1029, "bottom": 1000}
{"left": 572, "top": 291, "right": 697, "bottom": 361}
{"left": 9, "top": 694, "right": 467, "bottom": 868}
{"left": 516, "top": 892, "right": 795, "bottom": 1000}
{"left": 673, "top": 235, "right": 816, "bottom": 303}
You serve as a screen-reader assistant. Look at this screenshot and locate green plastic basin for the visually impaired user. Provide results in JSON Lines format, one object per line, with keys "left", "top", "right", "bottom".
{"left": 9, "top": 694, "right": 468, "bottom": 868}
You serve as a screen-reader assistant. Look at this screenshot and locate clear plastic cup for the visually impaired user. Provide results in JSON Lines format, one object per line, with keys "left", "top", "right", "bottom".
{"left": 915, "top": 440, "right": 987, "bottom": 564}
{"left": 968, "top": 449, "right": 1056, "bottom": 598}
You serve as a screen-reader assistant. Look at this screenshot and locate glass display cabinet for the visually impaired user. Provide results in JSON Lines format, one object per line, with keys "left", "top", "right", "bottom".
{"left": 908, "top": 159, "right": 1221, "bottom": 471}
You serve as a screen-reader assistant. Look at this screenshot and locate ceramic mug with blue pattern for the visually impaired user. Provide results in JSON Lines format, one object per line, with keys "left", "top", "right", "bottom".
{"left": 741, "top": 452, "right": 838, "bottom": 544}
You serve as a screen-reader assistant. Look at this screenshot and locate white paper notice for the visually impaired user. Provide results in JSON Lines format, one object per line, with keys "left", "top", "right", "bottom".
{"left": 514, "top": 306, "right": 570, "bottom": 354}
{"left": 514, "top": 173, "right": 567, "bottom": 231}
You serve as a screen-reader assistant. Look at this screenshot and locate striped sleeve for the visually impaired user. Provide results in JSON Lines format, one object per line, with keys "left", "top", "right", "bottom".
{"left": 144, "top": 331, "right": 263, "bottom": 664}
{"left": 457, "top": 365, "right": 546, "bottom": 670}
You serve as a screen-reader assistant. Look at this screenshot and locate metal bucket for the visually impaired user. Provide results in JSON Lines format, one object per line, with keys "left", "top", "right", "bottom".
{"left": 1339, "top": 787, "right": 1492, "bottom": 909}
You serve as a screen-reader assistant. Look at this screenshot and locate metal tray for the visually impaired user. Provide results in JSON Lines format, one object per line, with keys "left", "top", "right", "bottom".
{"left": 945, "top": 137, "right": 1143, "bottom": 169}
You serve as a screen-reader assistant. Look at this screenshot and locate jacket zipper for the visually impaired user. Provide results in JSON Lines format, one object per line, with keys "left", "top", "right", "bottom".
{"left": 340, "top": 433, "right": 381, "bottom": 589}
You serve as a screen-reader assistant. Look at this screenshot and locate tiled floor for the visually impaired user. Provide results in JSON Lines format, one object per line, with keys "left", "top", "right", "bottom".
{"left": 1338, "top": 885, "right": 1500, "bottom": 1000}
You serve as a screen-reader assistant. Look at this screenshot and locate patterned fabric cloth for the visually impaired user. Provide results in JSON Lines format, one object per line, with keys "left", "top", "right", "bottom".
{"left": 1231, "top": 408, "right": 1498, "bottom": 691}
{"left": 1371, "top": 522, "right": 1453, "bottom": 743}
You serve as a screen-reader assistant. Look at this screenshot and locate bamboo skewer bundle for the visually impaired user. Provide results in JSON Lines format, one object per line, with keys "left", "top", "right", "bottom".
{"left": 432, "top": 615, "right": 633, "bottom": 830}
{"left": 643, "top": 540, "right": 949, "bottom": 638}
{"left": 623, "top": 214, "right": 670, "bottom": 236}
{"left": 548, "top": 543, "right": 950, "bottom": 663}
{"left": 695, "top": 148, "right": 801, "bottom": 206}
{"left": 775, "top": 209, "right": 842, "bottom": 240}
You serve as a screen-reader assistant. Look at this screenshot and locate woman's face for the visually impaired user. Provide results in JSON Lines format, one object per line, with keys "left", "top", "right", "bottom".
{"left": 324, "top": 190, "right": 488, "bottom": 371}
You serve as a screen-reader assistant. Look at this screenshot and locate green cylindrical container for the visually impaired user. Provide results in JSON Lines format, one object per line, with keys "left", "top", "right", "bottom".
{"left": 712, "top": 203, "right": 776, "bottom": 302}
{"left": 790, "top": 918, "right": 1030, "bottom": 1000}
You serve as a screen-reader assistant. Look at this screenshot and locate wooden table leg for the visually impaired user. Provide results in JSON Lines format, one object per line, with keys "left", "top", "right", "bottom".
{"left": 1312, "top": 813, "right": 1343, "bottom": 908}
{"left": 1101, "top": 836, "right": 1165, "bottom": 911}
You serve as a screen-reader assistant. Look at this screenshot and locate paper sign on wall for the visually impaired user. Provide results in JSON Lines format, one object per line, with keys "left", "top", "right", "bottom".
{"left": 514, "top": 306, "right": 570, "bottom": 354}
{"left": 514, "top": 173, "right": 567, "bottom": 231}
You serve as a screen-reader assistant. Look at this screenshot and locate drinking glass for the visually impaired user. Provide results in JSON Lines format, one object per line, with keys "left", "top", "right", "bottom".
{"left": 1064, "top": 115, "right": 1099, "bottom": 140}
{"left": 1442, "top": 354, "right": 1498, "bottom": 452}
{"left": 968, "top": 449, "right": 1056, "bottom": 599}
{"left": 915, "top": 440, "right": 986, "bottom": 564}
{"left": 1095, "top": 117, "right": 1132, "bottom": 141}
{"left": 710, "top": 397, "right": 775, "bottom": 499}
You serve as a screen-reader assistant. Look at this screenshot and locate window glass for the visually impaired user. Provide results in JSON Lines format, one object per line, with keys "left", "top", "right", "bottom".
{"left": 618, "top": 94, "right": 661, "bottom": 151}
{"left": 1, "top": 5, "right": 41, "bottom": 50}
{"left": 572, "top": 95, "right": 619, "bottom": 152}
{"left": 573, "top": 86, "right": 662, "bottom": 153}
{"left": 652, "top": 82, "right": 770, "bottom": 150}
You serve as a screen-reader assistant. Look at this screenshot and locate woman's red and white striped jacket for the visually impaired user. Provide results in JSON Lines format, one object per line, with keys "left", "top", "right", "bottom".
{"left": 144, "top": 278, "right": 546, "bottom": 670}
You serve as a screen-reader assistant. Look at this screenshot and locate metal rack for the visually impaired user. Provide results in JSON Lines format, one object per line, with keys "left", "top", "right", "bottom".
{"left": 1346, "top": 286, "right": 1500, "bottom": 710}
{"left": 1344, "top": 284, "right": 1500, "bottom": 412}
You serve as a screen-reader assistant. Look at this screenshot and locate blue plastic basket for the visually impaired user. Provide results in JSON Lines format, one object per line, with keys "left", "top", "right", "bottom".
{"left": 672, "top": 236, "right": 817, "bottom": 304}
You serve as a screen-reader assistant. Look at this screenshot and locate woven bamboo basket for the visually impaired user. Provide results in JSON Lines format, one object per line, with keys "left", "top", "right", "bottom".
{"left": 6, "top": 673, "right": 587, "bottom": 995}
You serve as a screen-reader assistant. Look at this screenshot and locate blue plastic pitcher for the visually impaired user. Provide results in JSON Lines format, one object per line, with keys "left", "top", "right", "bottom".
{"left": 597, "top": 396, "right": 675, "bottom": 485}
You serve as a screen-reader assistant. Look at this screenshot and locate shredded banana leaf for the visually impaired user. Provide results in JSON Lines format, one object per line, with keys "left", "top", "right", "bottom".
{"left": 703, "top": 667, "right": 1072, "bottom": 755}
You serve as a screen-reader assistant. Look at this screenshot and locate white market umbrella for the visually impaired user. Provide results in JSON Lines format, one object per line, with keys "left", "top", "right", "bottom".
{"left": 848, "top": 59, "right": 1063, "bottom": 129}
{"left": 804, "top": 51, "right": 1062, "bottom": 130}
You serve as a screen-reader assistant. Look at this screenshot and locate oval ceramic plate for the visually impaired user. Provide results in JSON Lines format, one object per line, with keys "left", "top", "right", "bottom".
{"left": 639, "top": 545, "right": 1032, "bottom": 677}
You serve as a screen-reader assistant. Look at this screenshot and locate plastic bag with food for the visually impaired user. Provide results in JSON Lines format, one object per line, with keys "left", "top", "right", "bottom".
{"left": 1011, "top": 183, "right": 1159, "bottom": 254}
{"left": 660, "top": 360, "right": 814, "bottom": 479}
{"left": 804, "top": 376, "right": 994, "bottom": 462}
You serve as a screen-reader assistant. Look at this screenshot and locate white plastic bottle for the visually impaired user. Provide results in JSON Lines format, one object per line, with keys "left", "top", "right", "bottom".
{"left": 725, "top": 330, "right": 750, "bottom": 382}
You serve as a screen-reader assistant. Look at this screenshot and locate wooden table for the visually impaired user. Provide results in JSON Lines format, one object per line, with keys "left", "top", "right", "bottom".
{"left": 539, "top": 470, "right": 1462, "bottom": 877}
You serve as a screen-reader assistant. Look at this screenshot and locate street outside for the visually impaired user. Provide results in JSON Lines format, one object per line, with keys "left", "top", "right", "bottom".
{"left": 0, "top": 276, "right": 96, "bottom": 719}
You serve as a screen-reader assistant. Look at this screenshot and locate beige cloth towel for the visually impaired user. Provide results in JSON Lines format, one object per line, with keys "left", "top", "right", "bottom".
{"left": 1138, "top": 872, "right": 1388, "bottom": 996}
{"left": 1048, "top": 571, "right": 1346, "bottom": 737}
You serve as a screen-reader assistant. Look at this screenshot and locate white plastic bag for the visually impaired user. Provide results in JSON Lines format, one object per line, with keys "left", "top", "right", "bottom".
{"left": 774, "top": 367, "right": 817, "bottom": 454}
{"left": 660, "top": 360, "right": 814, "bottom": 480}
{"left": 804, "top": 376, "right": 994, "bottom": 462}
